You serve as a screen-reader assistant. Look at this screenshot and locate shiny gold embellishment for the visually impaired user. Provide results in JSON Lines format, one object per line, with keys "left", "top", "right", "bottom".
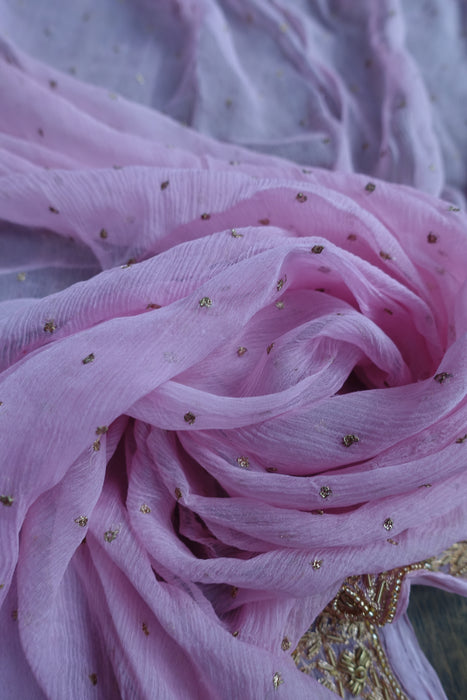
{"left": 275, "top": 301, "right": 285, "bottom": 309}
{"left": 311, "top": 245, "right": 324, "bottom": 254}
{"left": 266, "top": 343, "right": 274, "bottom": 354}
{"left": 281, "top": 637, "right": 291, "bottom": 651}
{"left": 184, "top": 412, "right": 196, "bottom": 425}
{"left": 175, "top": 487, "right": 182, "bottom": 500}
{"left": 379, "top": 251, "right": 392, "bottom": 261}
{"left": 104, "top": 528, "right": 119, "bottom": 543}
{"left": 342, "top": 434, "right": 359, "bottom": 447}
{"left": 74, "top": 515, "right": 88, "bottom": 527}
{"left": 121, "top": 258, "right": 136, "bottom": 268}
{"left": 456, "top": 434, "right": 467, "bottom": 444}
{"left": 276, "top": 276, "right": 287, "bottom": 291}
{"left": 232, "top": 630, "right": 239, "bottom": 637}
{"left": 0, "top": 495, "right": 14, "bottom": 507}
{"left": 142, "top": 622, "right": 150, "bottom": 636}
{"left": 272, "top": 672, "right": 284, "bottom": 690}
{"left": 296, "top": 192, "right": 307, "bottom": 203}
{"left": 230, "top": 586, "right": 239, "bottom": 598}
{"left": 266, "top": 467, "right": 278, "bottom": 473}
{"left": 89, "top": 673, "right": 97, "bottom": 686}
{"left": 427, "top": 232, "right": 438, "bottom": 243}
{"left": 383, "top": 518, "right": 393, "bottom": 531}
{"left": 99, "top": 228, "right": 108, "bottom": 239}
{"left": 231, "top": 228, "right": 243, "bottom": 238}
{"left": 82, "top": 353, "right": 95, "bottom": 365}
{"left": 434, "top": 371, "right": 452, "bottom": 383}
{"left": 43, "top": 320, "right": 56, "bottom": 333}
{"left": 339, "top": 646, "right": 371, "bottom": 695}
{"left": 49, "top": 206, "right": 59, "bottom": 214}
{"left": 199, "top": 296, "right": 212, "bottom": 308}
{"left": 200, "top": 213, "right": 211, "bottom": 220}
{"left": 92, "top": 440, "right": 101, "bottom": 452}
{"left": 311, "top": 559, "right": 322, "bottom": 570}
{"left": 347, "top": 233, "right": 357, "bottom": 241}
{"left": 236, "top": 456, "right": 250, "bottom": 469}
{"left": 319, "top": 486, "right": 332, "bottom": 499}
{"left": 17, "top": 272, "right": 26, "bottom": 282}
{"left": 95, "top": 426, "right": 108, "bottom": 435}
{"left": 419, "top": 483, "right": 432, "bottom": 488}
{"left": 387, "top": 538, "right": 399, "bottom": 546}
{"left": 365, "top": 182, "right": 376, "bottom": 192}
{"left": 237, "top": 346, "right": 247, "bottom": 356}
{"left": 160, "top": 180, "right": 169, "bottom": 190}
{"left": 140, "top": 504, "right": 151, "bottom": 514}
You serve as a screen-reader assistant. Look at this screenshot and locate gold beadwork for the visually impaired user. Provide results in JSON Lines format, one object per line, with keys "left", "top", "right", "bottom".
{"left": 231, "top": 228, "right": 243, "bottom": 238}
{"left": 456, "top": 434, "right": 467, "bottom": 444}
{"left": 281, "top": 637, "right": 291, "bottom": 651}
{"left": 92, "top": 440, "right": 101, "bottom": 452}
{"left": 379, "top": 251, "right": 392, "bottom": 261}
{"left": 104, "top": 529, "right": 119, "bottom": 543}
{"left": 95, "top": 426, "right": 108, "bottom": 436}
{"left": 74, "top": 516, "right": 88, "bottom": 527}
{"left": 43, "top": 320, "right": 56, "bottom": 333}
{"left": 0, "top": 495, "right": 14, "bottom": 507}
{"left": 140, "top": 504, "right": 151, "bottom": 514}
{"left": 319, "top": 486, "right": 332, "bottom": 499}
{"left": 82, "top": 353, "right": 95, "bottom": 365}
{"left": 365, "top": 182, "right": 376, "bottom": 192}
{"left": 342, "top": 434, "right": 359, "bottom": 447}
{"left": 199, "top": 297, "right": 212, "bottom": 308}
{"left": 311, "top": 559, "right": 322, "bottom": 570}
{"left": 427, "top": 232, "right": 438, "bottom": 243}
{"left": 201, "top": 213, "right": 211, "bottom": 220}
{"left": 272, "top": 672, "right": 284, "bottom": 689}
{"left": 276, "top": 276, "right": 287, "bottom": 291}
{"left": 236, "top": 456, "right": 249, "bottom": 469}
{"left": 311, "top": 245, "right": 324, "bottom": 254}
{"left": 237, "top": 346, "right": 247, "bottom": 356}
{"left": 275, "top": 301, "right": 285, "bottom": 309}
{"left": 184, "top": 412, "right": 196, "bottom": 425}
{"left": 434, "top": 372, "right": 452, "bottom": 383}
{"left": 296, "top": 192, "right": 307, "bottom": 203}
{"left": 383, "top": 518, "right": 393, "bottom": 531}
{"left": 230, "top": 586, "right": 239, "bottom": 599}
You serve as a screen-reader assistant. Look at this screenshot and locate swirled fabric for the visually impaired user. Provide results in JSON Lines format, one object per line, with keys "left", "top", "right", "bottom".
{"left": 0, "top": 1, "right": 467, "bottom": 699}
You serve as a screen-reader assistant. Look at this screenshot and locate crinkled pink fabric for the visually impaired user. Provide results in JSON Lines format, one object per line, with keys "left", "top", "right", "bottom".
{"left": 1, "top": 3, "right": 467, "bottom": 699}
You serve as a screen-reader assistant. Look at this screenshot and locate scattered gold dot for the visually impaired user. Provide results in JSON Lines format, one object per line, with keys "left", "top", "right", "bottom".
{"left": 232, "top": 630, "right": 239, "bottom": 637}
{"left": 259, "top": 218, "right": 270, "bottom": 225}
{"left": 365, "top": 182, "right": 376, "bottom": 193}
{"left": 237, "top": 346, "right": 247, "bottom": 356}
{"left": 49, "top": 206, "right": 59, "bottom": 214}
{"left": 427, "top": 232, "right": 438, "bottom": 243}
{"left": 311, "top": 559, "right": 322, "bottom": 570}
{"left": 276, "top": 277, "right": 286, "bottom": 291}
{"left": 231, "top": 228, "right": 243, "bottom": 238}
{"left": 434, "top": 372, "right": 452, "bottom": 384}
{"left": 99, "top": 228, "right": 108, "bottom": 239}
{"left": 89, "top": 674, "right": 97, "bottom": 686}
{"left": 236, "top": 456, "right": 249, "bottom": 469}
{"left": 383, "top": 518, "right": 394, "bottom": 531}
{"left": 175, "top": 487, "right": 182, "bottom": 500}
{"left": 121, "top": 258, "right": 136, "bottom": 269}
{"left": 266, "top": 343, "right": 274, "bottom": 354}
{"left": 43, "top": 319, "right": 56, "bottom": 333}
{"left": 200, "top": 213, "right": 211, "bottom": 220}
{"left": 275, "top": 301, "right": 285, "bottom": 310}
{"left": 342, "top": 434, "right": 359, "bottom": 447}
{"left": 104, "top": 529, "right": 119, "bottom": 543}
{"left": 139, "top": 504, "right": 151, "bottom": 514}
{"left": 0, "top": 495, "right": 14, "bottom": 507}
{"left": 95, "top": 426, "right": 108, "bottom": 436}
{"left": 74, "top": 515, "right": 88, "bottom": 527}
{"left": 319, "top": 486, "right": 332, "bottom": 499}
{"left": 142, "top": 622, "right": 150, "bottom": 636}
{"left": 281, "top": 637, "right": 291, "bottom": 651}
{"left": 82, "top": 353, "right": 95, "bottom": 365}
{"left": 387, "top": 538, "right": 399, "bottom": 546}
{"left": 455, "top": 434, "right": 467, "bottom": 444}
{"left": 296, "top": 193, "right": 307, "bottom": 203}
{"left": 418, "top": 483, "right": 432, "bottom": 488}
{"left": 312, "top": 509, "right": 324, "bottom": 515}
{"left": 311, "top": 245, "right": 324, "bottom": 254}
{"left": 347, "top": 233, "right": 357, "bottom": 241}
{"left": 184, "top": 412, "right": 196, "bottom": 425}
{"left": 379, "top": 251, "right": 392, "bottom": 261}
{"left": 273, "top": 672, "right": 284, "bottom": 690}
{"left": 230, "top": 586, "right": 239, "bottom": 598}
{"left": 92, "top": 440, "right": 101, "bottom": 452}
{"left": 266, "top": 467, "right": 278, "bottom": 473}
{"left": 199, "top": 296, "right": 213, "bottom": 308}
{"left": 17, "top": 272, "right": 26, "bottom": 282}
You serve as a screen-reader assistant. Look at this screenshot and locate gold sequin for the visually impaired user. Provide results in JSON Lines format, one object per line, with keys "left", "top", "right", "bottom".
{"left": 95, "top": 426, "right": 108, "bottom": 436}
{"left": 365, "top": 182, "right": 376, "bottom": 193}
{"left": 17, "top": 272, "right": 26, "bottom": 282}
{"left": 92, "top": 440, "right": 101, "bottom": 452}
{"left": 434, "top": 372, "right": 452, "bottom": 384}
{"left": 383, "top": 518, "right": 393, "bottom": 531}
{"left": 184, "top": 412, "right": 196, "bottom": 425}
{"left": 387, "top": 538, "right": 399, "bottom": 546}
{"left": 311, "top": 559, "right": 322, "bottom": 570}
{"left": 74, "top": 515, "right": 88, "bottom": 527}
{"left": 236, "top": 456, "right": 249, "bottom": 469}
{"left": 311, "top": 245, "right": 324, "bottom": 254}
{"left": 175, "top": 487, "right": 182, "bottom": 500}
{"left": 49, "top": 206, "right": 59, "bottom": 214}
{"left": 237, "top": 346, "right": 247, "bottom": 356}
{"left": 140, "top": 504, "right": 151, "bottom": 514}
{"left": 89, "top": 674, "right": 97, "bottom": 686}
{"left": 43, "top": 320, "right": 56, "bottom": 333}
{"left": 199, "top": 297, "right": 212, "bottom": 308}
{"left": 319, "top": 486, "right": 332, "bottom": 499}
{"left": 275, "top": 301, "right": 285, "bottom": 309}
{"left": 276, "top": 276, "right": 287, "bottom": 291}
{"left": 427, "top": 232, "right": 438, "bottom": 243}
{"left": 142, "top": 622, "right": 150, "bottom": 636}
{"left": 379, "top": 251, "right": 392, "bottom": 261}
{"left": 232, "top": 630, "right": 239, "bottom": 637}
{"left": 266, "top": 343, "right": 274, "bottom": 354}
{"left": 296, "top": 192, "right": 307, "bottom": 203}
{"left": 342, "top": 434, "right": 359, "bottom": 447}
{"left": 231, "top": 228, "right": 243, "bottom": 238}
{"left": 0, "top": 495, "right": 14, "bottom": 507}
{"left": 281, "top": 637, "right": 291, "bottom": 651}
{"left": 99, "top": 228, "right": 108, "bottom": 239}
{"left": 160, "top": 180, "right": 169, "bottom": 190}
{"left": 200, "top": 213, "right": 211, "bottom": 220}
{"left": 82, "top": 353, "right": 95, "bottom": 365}
{"left": 103, "top": 528, "right": 119, "bottom": 543}
{"left": 272, "top": 672, "right": 284, "bottom": 690}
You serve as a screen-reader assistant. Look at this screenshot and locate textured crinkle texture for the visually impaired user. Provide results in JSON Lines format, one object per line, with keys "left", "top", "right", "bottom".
{"left": 1, "top": 6, "right": 467, "bottom": 700}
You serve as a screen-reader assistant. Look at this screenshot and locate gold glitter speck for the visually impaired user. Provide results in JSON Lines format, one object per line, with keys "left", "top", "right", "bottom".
{"left": 456, "top": 434, "right": 467, "bottom": 444}
{"left": 230, "top": 586, "right": 239, "bottom": 598}
{"left": 0, "top": 495, "right": 14, "bottom": 507}
{"left": 379, "top": 251, "right": 392, "bottom": 261}
{"left": 104, "top": 529, "right": 119, "bottom": 543}
{"left": 140, "top": 504, "right": 151, "bottom": 514}
{"left": 387, "top": 538, "right": 399, "bottom": 545}
{"left": 319, "top": 486, "right": 332, "bottom": 499}
{"left": 273, "top": 672, "right": 284, "bottom": 690}
{"left": 17, "top": 272, "right": 26, "bottom": 282}
{"left": 311, "top": 559, "right": 322, "bottom": 570}
{"left": 281, "top": 637, "right": 291, "bottom": 651}
{"left": 311, "top": 245, "right": 324, "bottom": 254}
{"left": 82, "top": 353, "right": 95, "bottom": 365}
{"left": 95, "top": 426, "right": 108, "bottom": 435}
{"left": 92, "top": 440, "right": 101, "bottom": 452}
{"left": 383, "top": 518, "right": 394, "bottom": 531}
{"left": 201, "top": 213, "right": 211, "bottom": 220}
{"left": 237, "top": 346, "right": 247, "bottom": 356}
{"left": 99, "top": 228, "right": 108, "bottom": 239}
{"left": 275, "top": 301, "right": 284, "bottom": 310}
{"left": 342, "top": 434, "right": 359, "bottom": 447}
{"left": 296, "top": 193, "right": 307, "bottom": 203}
{"left": 199, "top": 297, "right": 213, "bottom": 308}
{"left": 434, "top": 372, "right": 452, "bottom": 384}
{"left": 231, "top": 228, "right": 243, "bottom": 238}
{"left": 43, "top": 320, "right": 56, "bottom": 333}
{"left": 74, "top": 515, "right": 88, "bottom": 527}
{"left": 427, "top": 232, "right": 438, "bottom": 243}
{"left": 276, "top": 276, "right": 287, "bottom": 291}
{"left": 184, "top": 412, "right": 196, "bottom": 425}
{"left": 175, "top": 487, "right": 182, "bottom": 500}
{"left": 365, "top": 182, "right": 376, "bottom": 192}
{"left": 236, "top": 456, "right": 249, "bottom": 469}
